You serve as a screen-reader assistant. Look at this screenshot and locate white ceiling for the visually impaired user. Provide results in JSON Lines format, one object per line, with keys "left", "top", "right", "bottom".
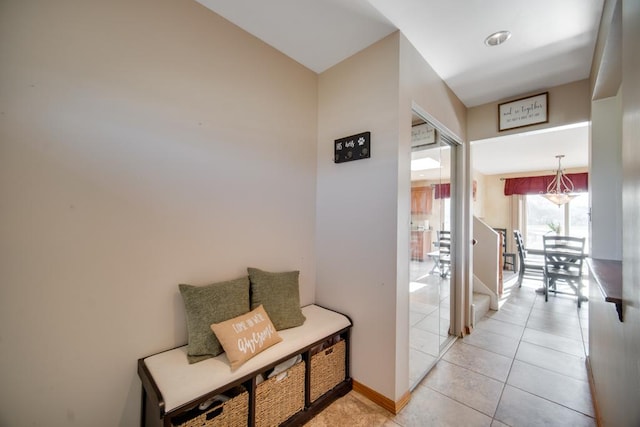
{"left": 195, "top": 0, "right": 397, "bottom": 74}
{"left": 471, "top": 122, "right": 589, "bottom": 176}
{"left": 196, "top": 0, "right": 603, "bottom": 108}
{"left": 368, "top": 0, "right": 603, "bottom": 107}
{"left": 195, "top": 0, "right": 600, "bottom": 175}
{"left": 411, "top": 122, "right": 589, "bottom": 181}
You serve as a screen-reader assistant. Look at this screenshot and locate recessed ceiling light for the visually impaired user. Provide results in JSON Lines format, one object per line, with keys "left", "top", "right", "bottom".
{"left": 484, "top": 30, "right": 511, "bottom": 47}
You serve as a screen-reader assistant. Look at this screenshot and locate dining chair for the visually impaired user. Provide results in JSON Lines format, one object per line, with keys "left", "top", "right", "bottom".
{"left": 494, "top": 228, "right": 516, "bottom": 271}
{"left": 513, "top": 230, "right": 544, "bottom": 287}
{"left": 437, "top": 230, "right": 451, "bottom": 278}
{"left": 542, "top": 235, "right": 587, "bottom": 307}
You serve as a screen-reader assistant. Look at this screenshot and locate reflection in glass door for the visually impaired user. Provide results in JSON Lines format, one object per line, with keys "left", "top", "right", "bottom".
{"left": 408, "top": 112, "right": 456, "bottom": 389}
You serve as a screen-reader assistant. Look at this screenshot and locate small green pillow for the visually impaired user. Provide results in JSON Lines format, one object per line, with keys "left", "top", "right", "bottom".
{"left": 247, "top": 267, "right": 306, "bottom": 330}
{"left": 179, "top": 277, "right": 250, "bottom": 364}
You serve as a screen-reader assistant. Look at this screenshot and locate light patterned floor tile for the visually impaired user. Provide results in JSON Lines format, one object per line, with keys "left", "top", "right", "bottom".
{"left": 521, "top": 327, "right": 585, "bottom": 357}
{"left": 515, "top": 341, "right": 588, "bottom": 381}
{"left": 462, "top": 328, "right": 520, "bottom": 358}
{"left": 303, "top": 391, "right": 396, "bottom": 427}
{"left": 393, "top": 386, "right": 492, "bottom": 427}
{"left": 495, "top": 385, "right": 596, "bottom": 427}
{"left": 410, "top": 327, "right": 439, "bottom": 357}
{"left": 409, "top": 348, "right": 437, "bottom": 388}
{"left": 423, "top": 360, "right": 504, "bottom": 417}
{"left": 476, "top": 317, "right": 525, "bottom": 340}
{"left": 507, "top": 360, "right": 594, "bottom": 417}
{"left": 443, "top": 341, "right": 513, "bottom": 382}
{"left": 314, "top": 268, "right": 592, "bottom": 426}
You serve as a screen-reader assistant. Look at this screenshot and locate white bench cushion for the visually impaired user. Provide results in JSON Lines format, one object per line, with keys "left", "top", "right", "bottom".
{"left": 144, "top": 304, "right": 351, "bottom": 412}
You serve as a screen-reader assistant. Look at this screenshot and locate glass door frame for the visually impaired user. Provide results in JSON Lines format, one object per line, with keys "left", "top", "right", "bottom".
{"left": 411, "top": 103, "right": 471, "bottom": 341}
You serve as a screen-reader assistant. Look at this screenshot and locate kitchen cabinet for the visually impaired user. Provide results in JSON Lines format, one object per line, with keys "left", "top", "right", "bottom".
{"left": 411, "top": 230, "right": 432, "bottom": 261}
{"left": 411, "top": 186, "right": 432, "bottom": 214}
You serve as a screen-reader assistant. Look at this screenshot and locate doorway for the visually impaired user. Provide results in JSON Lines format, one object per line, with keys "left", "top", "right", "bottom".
{"left": 408, "top": 111, "right": 457, "bottom": 388}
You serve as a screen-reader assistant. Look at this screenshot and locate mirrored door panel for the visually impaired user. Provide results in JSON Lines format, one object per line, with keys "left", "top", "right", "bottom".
{"left": 409, "top": 112, "right": 456, "bottom": 389}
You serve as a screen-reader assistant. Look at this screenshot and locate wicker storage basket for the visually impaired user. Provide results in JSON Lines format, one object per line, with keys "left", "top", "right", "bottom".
{"left": 310, "top": 339, "right": 346, "bottom": 402}
{"left": 255, "top": 361, "right": 306, "bottom": 427}
{"left": 171, "top": 386, "right": 248, "bottom": 427}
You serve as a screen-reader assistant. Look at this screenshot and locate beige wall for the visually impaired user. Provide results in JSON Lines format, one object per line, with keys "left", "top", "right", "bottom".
{"left": 473, "top": 171, "right": 487, "bottom": 219}
{"left": 316, "top": 32, "right": 402, "bottom": 401}
{"left": 590, "top": 92, "right": 623, "bottom": 259}
{"left": 590, "top": 0, "right": 622, "bottom": 100}
{"left": 468, "top": 79, "right": 591, "bottom": 142}
{"left": 481, "top": 175, "right": 511, "bottom": 230}
{"left": 316, "top": 32, "right": 466, "bottom": 402}
{"left": 0, "top": 1, "right": 318, "bottom": 426}
{"left": 399, "top": 36, "right": 467, "bottom": 143}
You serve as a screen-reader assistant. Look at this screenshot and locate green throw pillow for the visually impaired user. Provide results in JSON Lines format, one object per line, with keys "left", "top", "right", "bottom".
{"left": 179, "top": 277, "right": 250, "bottom": 364}
{"left": 247, "top": 267, "right": 306, "bottom": 330}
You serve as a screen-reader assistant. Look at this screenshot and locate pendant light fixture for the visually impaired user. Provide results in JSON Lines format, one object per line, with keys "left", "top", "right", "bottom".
{"left": 543, "top": 155, "right": 577, "bottom": 206}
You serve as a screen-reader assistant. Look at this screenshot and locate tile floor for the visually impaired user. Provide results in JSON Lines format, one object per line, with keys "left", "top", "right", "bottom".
{"left": 305, "top": 274, "right": 594, "bottom": 427}
{"left": 409, "top": 259, "right": 453, "bottom": 388}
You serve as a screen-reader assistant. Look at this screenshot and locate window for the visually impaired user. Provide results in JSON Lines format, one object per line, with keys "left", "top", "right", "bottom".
{"left": 569, "top": 193, "right": 589, "bottom": 248}
{"left": 443, "top": 197, "right": 451, "bottom": 231}
{"left": 525, "top": 193, "right": 589, "bottom": 250}
{"left": 526, "top": 195, "right": 565, "bottom": 249}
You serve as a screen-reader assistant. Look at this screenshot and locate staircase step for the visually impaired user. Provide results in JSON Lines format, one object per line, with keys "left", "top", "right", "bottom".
{"left": 472, "top": 292, "right": 491, "bottom": 327}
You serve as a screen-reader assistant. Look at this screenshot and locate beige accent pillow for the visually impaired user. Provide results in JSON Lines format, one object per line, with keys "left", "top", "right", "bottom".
{"left": 211, "top": 305, "right": 283, "bottom": 370}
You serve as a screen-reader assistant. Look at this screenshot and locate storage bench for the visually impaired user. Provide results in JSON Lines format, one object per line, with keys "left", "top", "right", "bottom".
{"left": 138, "top": 304, "right": 352, "bottom": 427}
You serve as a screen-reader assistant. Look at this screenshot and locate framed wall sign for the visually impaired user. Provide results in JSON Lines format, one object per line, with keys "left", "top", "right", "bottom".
{"left": 334, "top": 131, "right": 370, "bottom": 163}
{"left": 498, "top": 92, "right": 548, "bottom": 131}
{"left": 411, "top": 123, "right": 435, "bottom": 147}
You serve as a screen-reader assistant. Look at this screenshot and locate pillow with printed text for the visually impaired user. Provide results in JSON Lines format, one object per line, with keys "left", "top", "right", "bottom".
{"left": 211, "top": 304, "right": 282, "bottom": 370}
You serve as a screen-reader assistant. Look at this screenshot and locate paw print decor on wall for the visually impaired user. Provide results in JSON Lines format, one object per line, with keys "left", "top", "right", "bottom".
{"left": 334, "top": 131, "right": 371, "bottom": 163}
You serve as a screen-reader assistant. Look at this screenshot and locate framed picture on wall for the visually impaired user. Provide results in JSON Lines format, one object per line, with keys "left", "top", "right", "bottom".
{"left": 498, "top": 92, "right": 548, "bottom": 131}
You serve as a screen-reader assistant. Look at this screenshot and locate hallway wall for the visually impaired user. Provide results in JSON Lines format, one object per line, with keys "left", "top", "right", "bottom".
{"left": 588, "top": 1, "right": 640, "bottom": 425}
{"left": 316, "top": 32, "right": 466, "bottom": 405}
{"left": 316, "top": 32, "right": 402, "bottom": 402}
{"left": 590, "top": 94, "right": 623, "bottom": 260}
{"left": 0, "top": 1, "right": 318, "bottom": 425}
{"left": 467, "top": 79, "right": 591, "bottom": 142}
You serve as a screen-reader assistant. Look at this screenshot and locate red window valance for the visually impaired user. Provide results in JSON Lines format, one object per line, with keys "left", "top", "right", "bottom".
{"left": 503, "top": 172, "right": 588, "bottom": 196}
{"left": 434, "top": 183, "right": 450, "bottom": 199}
